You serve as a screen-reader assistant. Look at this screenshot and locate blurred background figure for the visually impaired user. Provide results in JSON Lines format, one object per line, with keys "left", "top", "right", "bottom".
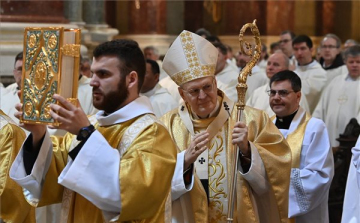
{"left": 140, "top": 59, "right": 177, "bottom": 117}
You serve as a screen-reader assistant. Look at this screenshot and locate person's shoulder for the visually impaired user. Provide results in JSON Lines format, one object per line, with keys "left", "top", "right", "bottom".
{"left": 311, "top": 61, "right": 326, "bottom": 73}
{"left": 328, "top": 73, "right": 347, "bottom": 85}
{"left": 159, "top": 108, "right": 179, "bottom": 123}
{"left": 245, "top": 105, "right": 265, "bottom": 114}
{"left": 0, "top": 111, "right": 25, "bottom": 137}
{"left": 244, "top": 105, "right": 269, "bottom": 120}
{"left": 307, "top": 116, "right": 327, "bottom": 131}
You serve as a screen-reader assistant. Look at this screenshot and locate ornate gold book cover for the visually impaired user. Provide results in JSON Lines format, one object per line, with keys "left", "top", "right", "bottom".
{"left": 20, "top": 27, "right": 81, "bottom": 126}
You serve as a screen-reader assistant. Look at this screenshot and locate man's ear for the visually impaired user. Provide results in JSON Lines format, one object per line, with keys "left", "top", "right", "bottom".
{"left": 296, "top": 91, "right": 302, "bottom": 104}
{"left": 178, "top": 87, "right": 186, "bottom": 101}
{"left": 154, "top": 73, "right": 160, "bottom": 83}
{"left": 127, "top": 71, "right": 138, "bottom": 89}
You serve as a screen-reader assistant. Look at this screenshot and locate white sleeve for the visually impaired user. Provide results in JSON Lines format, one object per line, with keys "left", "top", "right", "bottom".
{"left": 239, "top": 142, "right": 270, "bottom": 195}
{"left": 9, "top": 130, "right": 53, "bottom": 206}
{"left": 171, "top": 151, "right": 195, "bottom": 201}
{"left": 58, "top": 130, "right": 121, "bottom": 216}
{"left": 288, "top": 119, "right": 334, "bottom": 217}
{"left": 351, "top": 138, "right": 360, "bottom": 188}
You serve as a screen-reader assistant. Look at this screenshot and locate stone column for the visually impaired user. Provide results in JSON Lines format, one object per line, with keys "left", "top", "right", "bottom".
{"left": 82, "top": 0, "right": 118, "bottom": 43}
{"left": 64, "top": 0, "right": 85, "bottom": 27}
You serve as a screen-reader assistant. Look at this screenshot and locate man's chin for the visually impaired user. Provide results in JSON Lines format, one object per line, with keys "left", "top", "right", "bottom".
{"left": 92, "top": 100, "right": 103, "bottom": 110}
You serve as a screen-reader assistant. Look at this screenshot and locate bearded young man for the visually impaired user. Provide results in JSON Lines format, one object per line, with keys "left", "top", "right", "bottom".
{"left": 9, "top": 39, "right": 177, "bottom": 223}
{"left": 161, "top": 30, "right": 291, "bottom": 223}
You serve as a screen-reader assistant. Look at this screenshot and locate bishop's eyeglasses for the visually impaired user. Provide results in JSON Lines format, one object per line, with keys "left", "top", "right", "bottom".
{"left": 182, "top": 79, "right": 215, "bottom": 97}
{"left": 267, "top": 89, "right": 296, "bottom": 97}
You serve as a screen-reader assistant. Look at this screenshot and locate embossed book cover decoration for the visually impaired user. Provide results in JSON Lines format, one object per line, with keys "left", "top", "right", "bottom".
{"left": 20, "top": 27, "right": 81, "bottom": 125}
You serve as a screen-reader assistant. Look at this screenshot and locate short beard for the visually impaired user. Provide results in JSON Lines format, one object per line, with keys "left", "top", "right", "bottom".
{"left": 94, "top": 77, "right": 129, "bottom": 114}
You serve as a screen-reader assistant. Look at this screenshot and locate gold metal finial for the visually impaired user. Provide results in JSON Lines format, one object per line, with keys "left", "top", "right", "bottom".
{"left": 236, "top": 19, "right": 262, "bottom": 111}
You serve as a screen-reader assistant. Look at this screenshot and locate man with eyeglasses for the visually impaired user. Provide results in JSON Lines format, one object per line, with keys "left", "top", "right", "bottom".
{"left": 269, "top": 70, "right": 334, "bottom": 223}
{"left": 161, "top": 30, "right": 291, "bottom": 223}
{"left": 279, "top": 30, "right": 297, "bottom": 70}
{"left": 247, "top": 51, "right": 310, "bottom": 117}
{"left": 319, "top": 34, "right": 348, "bottom": 85}
{"left": 293, "top": 35, "right": 327, "bottom": 113}
{"left": 313, "top": 45, "right": 360, "bottom": 149}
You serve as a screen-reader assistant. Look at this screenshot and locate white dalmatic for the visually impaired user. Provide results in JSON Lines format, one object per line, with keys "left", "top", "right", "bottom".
{"left": 342, "top": 136, "right": 360, "bottom": 223}
{"left": 313, "top": 73, "right": 360, "bottom": 147}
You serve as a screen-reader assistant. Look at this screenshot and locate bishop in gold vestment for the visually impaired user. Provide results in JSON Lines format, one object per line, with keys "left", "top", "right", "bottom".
{"left": 0, "top": 110, "right": 35, "bottom": 223}
{"left": 161, "top": 30, "right": 291, "bottom": 223}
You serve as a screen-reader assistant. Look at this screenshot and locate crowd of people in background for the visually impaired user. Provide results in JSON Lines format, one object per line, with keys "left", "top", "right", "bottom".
{"left": 1, "top": 26, "right": 359, "bottom": 223}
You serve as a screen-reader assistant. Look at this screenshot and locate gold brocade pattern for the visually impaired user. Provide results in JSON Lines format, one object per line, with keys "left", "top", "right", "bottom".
{"left": 0, "top": 110, "right": 36, "bottom": 223}
{"left": 192, "top": 114, "right": 228, "bottom": 222}
{"left": 161, "top": 91, "right": 292, "bottom": 223}
{"left": 170, "top": 31, "right": 215, "bottom": 86}
{"left": 209, "top": 135, "right": 228, "bottom": 223}
{"left": 34, "top": 114, "right": 176, "bottom": 223}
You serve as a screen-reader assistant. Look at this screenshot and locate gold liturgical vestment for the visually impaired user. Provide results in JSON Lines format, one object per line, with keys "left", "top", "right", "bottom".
{"left": 21, "top": 114, "right": 176, "bottom": 223}
{"left": 161, "top": 91, "right": 291, "bottom": 223}
{"left": 0, "top": 110, "right": 36, "bottom": 223}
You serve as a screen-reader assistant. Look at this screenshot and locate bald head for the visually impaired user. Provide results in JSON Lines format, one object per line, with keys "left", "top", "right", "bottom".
{"left": 266, "top": 52, "right": 289, "bottom": 79}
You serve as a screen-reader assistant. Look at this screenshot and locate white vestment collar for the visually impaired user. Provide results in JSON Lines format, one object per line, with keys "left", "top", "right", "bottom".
{"left": 297, "top": 60, "right": 320, "bottom": 72}
{"left": 95, "top": 96, "right": 154, "bottom": 126}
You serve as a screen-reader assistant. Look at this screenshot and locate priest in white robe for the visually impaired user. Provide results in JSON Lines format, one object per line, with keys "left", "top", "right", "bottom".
{"left": 319, "top": 34, "right": 348, "bottom": 85}
{"left": 313, "top": 45, "right": 360, "bottom": 148}
{"left": 247, "top": 51, "right": 310, "bottom": 117}
{"left": 342, "top": 136, "right": 360, "bottom": 223}
{"left": 212, "top": 42, "right": 239, "bottom": 102}
{"left": 141, "top": 59, "right": 178, "bottom": 117}
{"left": 269, "top": 70, "right": 334, "bottom": 223}
{"left": 292, "top": 35, "right": 327, "bottom": 113}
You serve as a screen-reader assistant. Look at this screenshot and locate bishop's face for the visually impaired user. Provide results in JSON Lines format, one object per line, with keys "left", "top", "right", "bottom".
{"left": 90, "top": 55, "right": 129, "bottom": 114}
{"left": 179, "top": 76, "right": 218, "bottom": 118}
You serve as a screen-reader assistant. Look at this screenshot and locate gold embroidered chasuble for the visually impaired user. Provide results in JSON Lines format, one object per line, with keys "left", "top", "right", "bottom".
{"left": 0, "top": 110, "right": 36, "bottom": 223}
{"left": 161, "top": 91, "right": 291, "bottom": 223}
{"left": 27, "top": 114, "right": 176, "bottom": 223}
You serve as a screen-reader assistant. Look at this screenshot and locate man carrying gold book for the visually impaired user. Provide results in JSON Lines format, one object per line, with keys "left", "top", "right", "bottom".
{"left": 9, "top": 39, "right": 177, "bottom": 223}
{"left": 161, "top": 30, "right": 292, "bottom": 223}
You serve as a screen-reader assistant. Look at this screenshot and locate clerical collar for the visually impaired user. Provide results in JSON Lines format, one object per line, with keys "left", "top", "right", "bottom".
{"left": 275, "top": 109, "right": 298, "bottom": 129}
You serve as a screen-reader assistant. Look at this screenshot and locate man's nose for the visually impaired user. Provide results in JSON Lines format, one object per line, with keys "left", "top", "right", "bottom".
{"left": 198, "top": 89, "right": 207, "bottom": 99}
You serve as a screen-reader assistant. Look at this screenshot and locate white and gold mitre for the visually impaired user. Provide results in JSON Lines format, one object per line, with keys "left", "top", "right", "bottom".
{"left": 162, "top": 30, "right": 218, "bottom": 86}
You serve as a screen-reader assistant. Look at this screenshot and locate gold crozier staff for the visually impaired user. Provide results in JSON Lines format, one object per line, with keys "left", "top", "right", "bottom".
{"left": 227, "top": 19, "right": 262, "bottom": 223}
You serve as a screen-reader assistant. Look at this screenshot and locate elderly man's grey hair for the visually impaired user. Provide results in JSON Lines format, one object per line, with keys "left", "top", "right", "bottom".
{"left": 321, "top": 33, "right": 342, "bottom": 48}
{"left": 343, "top": 45, "right": 360, "bottom": 61}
